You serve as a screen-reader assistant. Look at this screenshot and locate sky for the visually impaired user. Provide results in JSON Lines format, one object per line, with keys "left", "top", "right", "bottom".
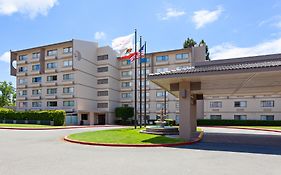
{"left": 1, "top": 0, "right": 281, "bottom": 86}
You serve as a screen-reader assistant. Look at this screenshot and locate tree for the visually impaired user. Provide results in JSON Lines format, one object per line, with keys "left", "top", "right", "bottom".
{"left": 199, "top": 40, "right": 210, "bottom": 60}
{"left": 0, "top": 81, "right": 16, "bottom": 107}
{"left": 183, "top": 38, "right": 197, "bottom": 48}
{"left": 115, "top": 107, "right": 134, "bottom": 124}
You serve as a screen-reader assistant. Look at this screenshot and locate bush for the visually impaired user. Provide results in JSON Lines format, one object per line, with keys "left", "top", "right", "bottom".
{"left": 115, "top": 107, "right": 134, "bottom": 124}
{"left": 165, "top": 119, "right": 176, "bottom": 126}
{"left": 0, "top": 110, "right": 65, "bottom": 126}
{"left": 197, "top": 119, "right": 281, "bottom": 126}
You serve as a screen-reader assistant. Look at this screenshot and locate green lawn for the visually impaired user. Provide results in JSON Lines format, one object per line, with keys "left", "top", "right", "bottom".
{"left": 232, "top": 126, "right": 281, "bottom": 131}
{"left": 0, "top": 123, "right": 64, "bottom": 128}
{"left": 68, "top": 128, "right": 188, "bottom": 144}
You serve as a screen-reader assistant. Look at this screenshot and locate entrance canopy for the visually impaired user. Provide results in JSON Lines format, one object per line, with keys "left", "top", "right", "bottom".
{"left": 148, "top": 53, "right": 281, "bottom": 97}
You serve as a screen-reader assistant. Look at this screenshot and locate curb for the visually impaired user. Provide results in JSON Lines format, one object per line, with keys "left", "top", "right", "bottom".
{"left": 0, "top": 125, "right": 121, "bottom": 131}
{"left": 63, "top": 131, "right": 204, "bottom": 147}
{"left": 203, "top": 126, "right": 281, "bottom": 133}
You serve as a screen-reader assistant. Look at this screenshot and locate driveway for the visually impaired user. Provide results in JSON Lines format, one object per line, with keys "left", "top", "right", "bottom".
{"left": 0, "top": 126, "right": 281, "bottom": 175}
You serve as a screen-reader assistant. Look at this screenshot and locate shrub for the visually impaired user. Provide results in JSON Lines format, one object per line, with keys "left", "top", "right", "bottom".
{"left": 165, "top": 119, "right": 176, "bottom": 126}
{"left": 115, "top": 107, "right": 134, "bottom": 124}
{"left": 197, "top": 119, "right": 281, "bottom": 126}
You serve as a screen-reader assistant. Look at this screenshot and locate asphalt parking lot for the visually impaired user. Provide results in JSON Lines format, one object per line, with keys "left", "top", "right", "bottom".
{"left": 0, "top": 126, "right": 281, "bottom": 175}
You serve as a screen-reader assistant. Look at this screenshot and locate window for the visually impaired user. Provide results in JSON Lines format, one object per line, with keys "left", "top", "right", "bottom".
{"left": 234, "top": 115, "right": 247, "bottom": 120}
{"left": 18, "top": 67, "right": 27, "bottom": 72}
{"left": 97, "top": 55, "right": 108, "bottom": 61}
{"left": 47, "top": 88, "right": 57, "bottom": 95}
{"left": 156, "top": 55, "right": 169, "bottom": 62}
{"left": 156, "top": 103, "right": 168, "bottom": 109}
{"left": 63, "top": 73, "right": 74, "bottom": 80}
{"left": 97, "top": 103, "right": 108, "bottom": 108}
{"left": 261, "top": 100, "right": 274, "bottom": 107}
{"left": 121, "top": 60, "right": 130, "bottom": 65}
{"left": 81, "top": 114, "right": 88, "bottom": 120}
{"left": 210, "top": 115, "right": 222, "bottom": 120}
{"left": 47, "top": 49, "right": 58, "bottom": 56}
{"left": 122, "top": 93, "right": 132, "bottom": 98}
{"left": 19, "top": 90, "right": 27, "bottom": 96}
{"left": 97, "top": 66, "right": 108, "bottom": 72}
{"left": 63, "top": 87, "right": 74, "bottom": 94}
{"left": 63, "top": 47, "right": 72, "bottom": 54}
{"left": 19, "top": 102, "right": 28, "bottom": 108}
{"left": 19, "top": 55, "right": 28, "bottom": 61}
{"left": 47, "top": 75, "right": 57, "bottom": 82}
{"left": 121, "top": 71, "right": 132, "bottom": 77}
{"left": 140, "top": 104, "right": 150, "bottom": 109}
{"left": 97, "top": 78, "right": 108, "bottom": 84}
{"left": 176, "top": 53, "right": 189, "bottom": 60}
{"left": 140, "top": 81, "right": 150, "bottom": 88}
{"left": 32, "top": 52, "right": 40, "bottom": 59}
{"left": 156, "top": 67, "right": 169, "bottom": 73}
{"left": 139, "top": 69, "right": 150, "bottom": 76}
{"left": 122, "top": 104, "right": 129, "bottom": 107}
{"left": 121, "top": 82, "right": 131, "bottom": 88}
{"left": 176, "top": 102, "right": 179, "bottom": 108}
{"left": 97, "top": 91, "right": 108, "bottom": 96}
{"left": 47, "top": 101, "right": 57, "bottom": 107}
{"left": 32, "top": 77, "right": 42, "bottom": 83}
{"left": 261, "top": 115, "right": 274, "bottom": 121}
{"left": 32, "top": 102, "right": 42, "bottom": 108}
{"left": 63, "top": 60, "right": 73, "bottom": 67}
{"left": 156, "top": 91, "right": 167, "bottom": 98}
{"left": 32, "top": 64, "right": 40, "bottom": 71}
{"left": 234, "top": 101, "right": 247, "bottom": 108}
{"left": 210, "top": 101, "right": 222, "bottom": 108}
{"left": 46, "top": 62, "right": 57, "bottom": 69}
{"left": 19, "top": 78, "right": 27, "bottom": 84}
{"left": 32, "top": 89, "right": 41, "bottom": 95}
{"left": 63, "top": 101, "right": 75, "bottom": 107}
{"left": 139, "top": 92, "right": 149, "bottom": 98}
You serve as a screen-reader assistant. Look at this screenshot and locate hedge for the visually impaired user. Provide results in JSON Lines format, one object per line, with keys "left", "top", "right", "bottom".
{"left": 197, "top": 119, "right": 281, "bottom": 126}
{"left": 0, "top": 109, "right": 65, "bottom": 126}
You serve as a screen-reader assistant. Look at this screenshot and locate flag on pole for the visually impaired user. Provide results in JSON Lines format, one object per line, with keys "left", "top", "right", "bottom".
{"left": 112, "top": 33, "right": 135, "bottom": 60}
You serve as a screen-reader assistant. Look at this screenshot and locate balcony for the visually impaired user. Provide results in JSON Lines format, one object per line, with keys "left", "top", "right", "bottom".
{"left": 17, "top": 72, "right": 27, "bottom": 77}
{"left": 29, "top": 70, "right": 40, "bottom": 75}
{"left": 29, "top": 58, "right": 40, "bottom": 63}
{"left": 17, "top": 96, "right": 27, "bottom": 100}
{"left": 45, "top": 95, "right": 57, "bottom": 99}
{"left": 17, "top": 60, "right": 28, "bottom": 65}
{"left": 61, "top": 93, "right": 74, "bottom": 99}
{"left": 45, "top": 82, "right": 57, "bottom": 87}
{"left": 29, "top": 83, "right": 41, "bottom": 88}
{"left": 45, "top": 68, "right": 58, "bottom": 74}
{"left": 45, "top": 55, "right": 58, "bottom": 61}
{"left": 60, "top": 80, "right": 74, "bottom": 86}
{"left": 17, "top": 84, "right": 27, "bottom": 89}
{"left": 61, "top": 66, "right": 74, "bottom": 72}
{"left": 29, "top": 96, "right": 41, "bottom": 100}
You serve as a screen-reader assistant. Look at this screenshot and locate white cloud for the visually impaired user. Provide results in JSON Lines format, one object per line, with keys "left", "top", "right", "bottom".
{"left": 94, "top": 31, "right": 106, "bottom": 40}
{"left": 160, "top": 8, "right": 185, "bottom": 20}
{"left": 0, "top": 0, "right": 58, "bottom": 18}
{"left": 259, "top": 16, "right": 281, "bottom": 29}
{"left": 210, "top": 37, "right": 281, "bottom": 60}
{"left": 192, "top": 6, "right": 223, "bottom": 29}
{"left": 0, "top": 51, "right": 10, "bottom": 63}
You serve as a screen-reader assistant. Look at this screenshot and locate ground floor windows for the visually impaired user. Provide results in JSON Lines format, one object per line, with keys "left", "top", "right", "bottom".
{"left": 81, "top": 114, "right": 88, "bottom": 120}
{"left": 210, "top": 115, "right": 222, "bottom": 120}
{"left": 234, "top": 115, "right": 247, "bottom": 120}
{"left": 63, "top": 101, "right": 75, "bottom": 107}
{"left": 260, "top": 115, "right": 274, "bottom": 121}
{"left": 47, "top": 101, "right": 57, "bottom": 107}
{"left": 32, "top": 102, "right": 42, "bottom": 108}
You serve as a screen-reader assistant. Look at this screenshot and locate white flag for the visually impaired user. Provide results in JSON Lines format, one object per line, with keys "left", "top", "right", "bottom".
{"left": 112, "top": 33, "right": 134, "bottom": 52}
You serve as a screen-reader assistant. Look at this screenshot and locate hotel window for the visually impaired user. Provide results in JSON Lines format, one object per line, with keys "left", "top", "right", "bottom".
{"left": 19, "top": 78, "right": 27, "bottom": 84}
{"left": 97, "top": 66, "right": 108, "bottom": 72}
{"left": 121, "top": 82, "right": 132, "bottom": 88}
{"left": 47, "top": 88, "right": 57, "bottom": 95}
{"left": 32, "top": 102, "right": 42, "bottom": 108}
{"left": 19, "top": 90, "right": 27, "bottom": 96}
{"left": 234, "top": 115, "right": 247, "bottom": 120}
{"left": 97, "top": 78, "right": 108, "bottom": 84}
{"left": 156, "top": 91, "right": 167, "bottom": 98}
{"left": 210, "top": 115, "right": 222, "bottom": 120}
{"left": 18, "top": 66, "right": 28, "bottom": 72}
{"left": 47, "top": 49, "right": 58, "bottom": 56}
{"left": 19, "top": 102, "right": 28, "bottom": 108}
{"left": 97, "top": 55, "right": 108, "bottom": 61}
{"left": 122, "top": 93, "right": 132, "bottom": 98}
{"left": 97, "top": 91, "right": 108, "bottom": 96}
{"left": 32, "top": 77, "right": 42, "bottom": 83}
{"left": 210, "top": 101, "right": 222, "bottom": 108}
{"left": 47, "top": 101, "right": 57, "bottom": 107}
{"left": 139, "top": 69, "right": 150, "bottom": 76}
{"left": 121, "top": 60, "right": 130, "bottom": 65}
{"left": 261, "top": 100, "right": 274, "bottom": 107}
{"left": 176, "top": 53, "right": 189, "bottom": 60}
{"left": 97, "top": 103, "right": 108, "bottom": 108}
{"left": 156, "top": 67, "right": 168, "bottom": 73}
{"left": 140, "top": 81, "right": 150, "bottom": 88}
{"left": 63, "top": 87, "right": 74, "bottom": 94}
{"left": 32, "top": 64, "right": 40, "bottom": 71}
{"left": 47, "top": 75, "right": 57, "bottom": 82}
{"left": 63, "top": 73, "right": 74, "bottom": 80}
{"left": 156, "top": 103, "right": 168, "bottom": 109}
{"left": 32, "top": 89, "right": 41, "bottom": 95}
{"left": 156, "top": 55, "right": 169, "bottom": 62}
{"left": 176, "top": 102, "right": 179, "bottom": 108}
{"left": 261, "top": 115, "right": 274, "bottom": 121}
{"left": 234, "top": 101, "right": 247, "bottom": 108}
{"left": 121, "top": 71, "right": 132, "bottom": 77}
{"left": 32, "top": 52, "right": 40, "bottom": 59}
{"left": 140, "top": 104, "right": 150, "bottom": 109}
{"left": 19, "top": 55, "right": 28, "bottom": 61}
{"left": 63, "top": 47, "right": 72, "bottom": 54}
{"left": 46, "top": 62, "right": 57, "bottom": 69}
{"left": 63, "top": 101, "right": 75, "bottom": 107}
{"left": 63, "top": 60, "right": 73, "bottom": 67}
{"left": 122, "top": 104, "right": 130, "bottom": 107}
{"left": 139, "top": 92, "right": 150, "bottom": 98}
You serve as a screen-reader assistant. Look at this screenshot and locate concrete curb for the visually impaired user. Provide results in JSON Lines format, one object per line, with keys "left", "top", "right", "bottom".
{"left": 0, "top": 125, "right": 121, "bottom": 130}
{"left": 203, "top": 126, "right": 281, "bottom": 133}
{"left": 63, "top": 131, "right": 204, "bottom": 147}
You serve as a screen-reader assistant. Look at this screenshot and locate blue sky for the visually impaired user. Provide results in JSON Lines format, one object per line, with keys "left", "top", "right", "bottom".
{"left": 1, "top": 0, "right": 281, "bottom": 85}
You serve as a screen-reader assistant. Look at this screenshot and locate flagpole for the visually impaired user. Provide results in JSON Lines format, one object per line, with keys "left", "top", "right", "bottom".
{"left": 134, "top": 29, "right": 138, "bottom": 129}
{"left": 139, "top": 36, "right": 143, "bottom": 128}
{"left": 144, "top": 41, "right": 147, "bottom": 127}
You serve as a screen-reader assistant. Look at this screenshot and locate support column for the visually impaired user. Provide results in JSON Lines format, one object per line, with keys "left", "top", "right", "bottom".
{"left": 179, "top": 81, "right": 197, "bottom": 141}
{"left": 89, "top": 112, "right": 95, "bottom": 125}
